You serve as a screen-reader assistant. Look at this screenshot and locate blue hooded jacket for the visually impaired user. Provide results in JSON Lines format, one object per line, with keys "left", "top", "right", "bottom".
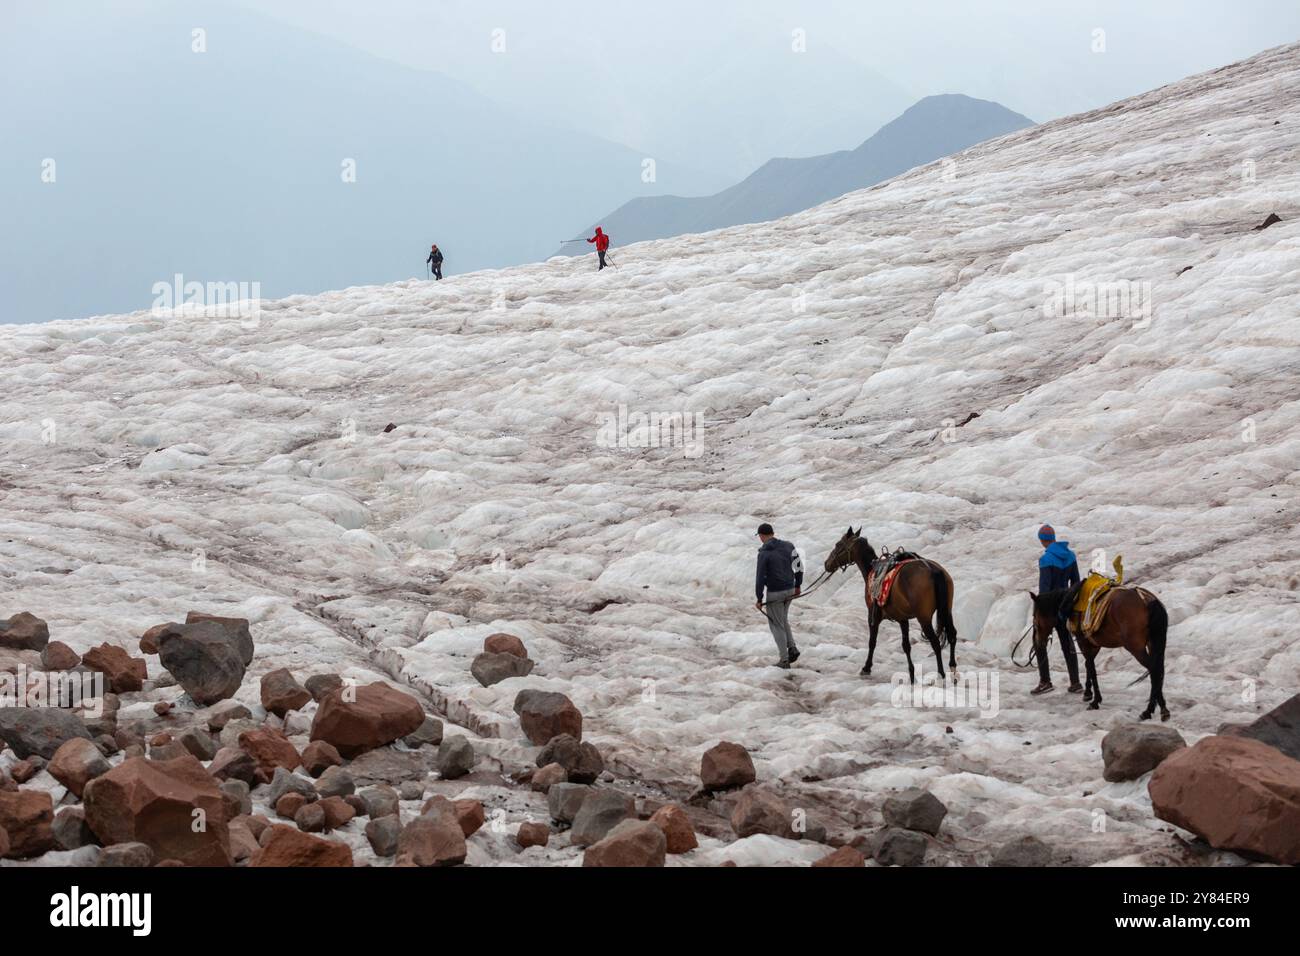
{"left": 1039, "top": 541, "right": 1081, "bottom": 594}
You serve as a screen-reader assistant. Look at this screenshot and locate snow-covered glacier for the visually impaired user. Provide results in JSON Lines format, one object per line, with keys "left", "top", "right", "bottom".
{"left": 2, "top": 42, "right": 1299, "bottom": 866}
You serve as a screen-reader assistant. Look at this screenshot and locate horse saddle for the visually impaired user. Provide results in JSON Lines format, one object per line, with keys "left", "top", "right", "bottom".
{"left": 1070, "top": 556, "right": 1126, "bottom": 640}
{"left": 867, "top": 549, "right": 921, "bottom": 606}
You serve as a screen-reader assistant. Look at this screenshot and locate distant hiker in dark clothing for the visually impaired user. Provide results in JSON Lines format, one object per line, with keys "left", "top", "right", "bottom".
{"left": 427, "top": 244, "right": 444, "bottom": 280}
{"left": 1033, "top": 523, "right": 1082, "bottom": 695}
{"left": 587, "top": 227, "right": 610, "bottom": 270}
{"left": 754, "top": 523, "right": 804, "bottom": 668}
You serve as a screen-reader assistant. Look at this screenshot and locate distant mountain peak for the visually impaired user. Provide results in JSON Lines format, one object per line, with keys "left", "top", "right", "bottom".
{"left": 563, "top": 95, "right": 1034, "bottom": 254}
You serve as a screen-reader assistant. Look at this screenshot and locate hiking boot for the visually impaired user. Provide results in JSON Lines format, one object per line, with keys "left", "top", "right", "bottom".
{"left": 1030, "top": 681, "right": 1054, "bottom": 696}
{"left": 1068, "top": 682, "right": 1085, "bottom": 694}
{"left": 787, "top": 647, "right": 801, "bottom": 664}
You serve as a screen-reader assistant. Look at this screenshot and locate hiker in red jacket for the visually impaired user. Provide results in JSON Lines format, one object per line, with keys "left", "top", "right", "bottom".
{"left": 587, "top": 227, "right": 611, "bottom": 270}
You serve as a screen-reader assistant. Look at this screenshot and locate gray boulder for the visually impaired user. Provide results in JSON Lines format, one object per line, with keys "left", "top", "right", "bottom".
{"left": 436, "top": 736, "right": 476, "bottom": 780}
{"left": 537, "top": 733, "right": 604, "bottom": 785}
{"left": 1102, "top": 723, "right": 1187, "bottom": 782}
{"left": 156, "top": 622, "right": 248, "bottom": 705}
{"left": 570, "top": 790, "right": 635, "bottom": 847}
{"left": 873, "top": 827, "right": 927, "bottom": 867}
{"left": 991, "top": 835, "right": 1052, "bottom": 867}
{"left": 471, "top": 652, "right": 535, "bottom": 687}
{"left": 0, "top": 708, "right": 93, "bottom": 759}
{"left": 547, "top": 783, "right": 591, "bottom": 824}
{"left": 0, "top": 612, "right": 50, "bottom": 651}
{"left": 882, "top": 788, "right": 948, "bottom": 835}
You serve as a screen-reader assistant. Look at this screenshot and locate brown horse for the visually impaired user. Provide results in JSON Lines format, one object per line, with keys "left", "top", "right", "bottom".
{"left": 1029, "top": 587, "right": 1170, "bottom": 721}
{"left": 824, "top": 528, "right": 957, "bottom": 683}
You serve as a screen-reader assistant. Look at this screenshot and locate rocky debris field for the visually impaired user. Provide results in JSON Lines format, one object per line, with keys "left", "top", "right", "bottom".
{"left": 4, "top": 609, "right": 1298, "bottom": 867}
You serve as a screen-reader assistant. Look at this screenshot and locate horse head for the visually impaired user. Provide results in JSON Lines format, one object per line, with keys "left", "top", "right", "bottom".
{"left": 824, "top": 526, "right": 863, "bottom": 573}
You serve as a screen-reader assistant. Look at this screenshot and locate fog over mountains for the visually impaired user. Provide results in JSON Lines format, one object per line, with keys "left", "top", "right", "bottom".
{"left": 0, "top": 1, "right": 727, "bottom": 325}
{"left": 563, "top": 95, "right": 1035, "bottom": 253}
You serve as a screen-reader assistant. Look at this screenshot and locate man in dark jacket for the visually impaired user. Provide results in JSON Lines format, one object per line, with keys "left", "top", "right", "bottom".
{"left": 754, "top": 523, "right": 804, "bottom": 668}
{"left": 1034, "top": 524, "right": 1082, "bottom": 695}
{"left": 587, "top": 227, "right": 611, "bottom": 270}
{"left": 427, "top": 244, "right": 444, "bottom": 280}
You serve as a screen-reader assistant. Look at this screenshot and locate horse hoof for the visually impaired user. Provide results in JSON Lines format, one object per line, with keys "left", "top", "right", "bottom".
{"left": 1087, "top": 702, "right": 1100, "bottom": 711}
{"left": 1139, "top": 711, "right": 1152, "bottom": 721}
{"left": 1161, "top": 711, "right": 1171, "bottom": 722}
{"left": 1083, "top": 692, "right": 1093, "bottom": 703}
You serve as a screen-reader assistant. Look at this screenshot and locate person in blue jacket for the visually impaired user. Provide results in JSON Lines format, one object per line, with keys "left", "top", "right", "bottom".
{"left": 1033, "top": 524, "right": 1082, "bottom": 695}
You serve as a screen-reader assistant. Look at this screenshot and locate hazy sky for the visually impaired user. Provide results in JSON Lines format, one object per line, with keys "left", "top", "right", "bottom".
{"left": 249, "top": 0, "right": 1300, "bottom": 176}
{"left": 4, "top": 1, "right": 1299, "bottom": 324}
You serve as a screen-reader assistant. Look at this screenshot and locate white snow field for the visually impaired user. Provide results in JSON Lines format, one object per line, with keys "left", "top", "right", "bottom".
{"left": 3, "top": 43, "right": 1300, "bottom": 867}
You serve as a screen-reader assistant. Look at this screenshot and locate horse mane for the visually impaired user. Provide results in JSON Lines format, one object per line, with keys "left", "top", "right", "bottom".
{"left": 852, "top": 536, "right": 877, "bottom": 566}
{"left": 1034, "top": 589, "right": 1072, "bottom": 616}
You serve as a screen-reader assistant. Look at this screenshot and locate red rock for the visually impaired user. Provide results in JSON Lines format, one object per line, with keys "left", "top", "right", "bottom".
{"left": 1149, "top": 734, "right": 1300, "bottom": 865}
{"left": 0, "top": 790, "right": 55, "bottom": 858}
{"left": 701, "top": 741, "right": 756, "bottom": 791}
{"left": 309, "top": 682, "right": 425, "bottom": 758}
{"left": 261, "top": 668, "right": 311, "bottom": 718}
{"left": 11, "top": 759, "right": 39, "bottom": 784}
{"left": 251, "top": 825, "right": 353, "bottom": 867}
{"left": 319, "top": 795, "right": 356, "bottom": 831}
{"left": 40, "top": 641, "right": 80, "bottom": 671}
{"left": 238, "top": 728, "right": 302, "bottom": 782}
{"left": 583, "top": 820, "right": 667, "bottom": 867}
{"left": 301, "top": 740, "right": 344, "bottom": 777}
{"left": 209, "top": 747, "right": 259, "bottom": 785}
{"left": 82, "top": 643, "right": 148, "bottom": 693}
{"left": 139, "top": 623, "right": 171, "bottom": 655}
{"left": 514, "top": 690, "right": 582, "bottom": 746}
{"left": 730, "top": 787, "right": 795, "bottom": 839}
{"left": 517, "top": 821, "right": 550, "bottom": 848}
{"left": 48, "top": 737, "right": 111, "bottom": 798}
{"left": 150, "top": 732, "right": 172, "bottom": 746}
{"left": 154, "top": 701, "right": 173, "bottom": 716}
{"left": 813, "top": 846, "right": 866, "bottom": 867}
{"left": 83, "top": 755, "right": 232, "bottom": 867}
{"left": 397, "top": 804, "right": 466, "bottom": 867}
{"left": 229, "top": 820, "right": 259, "bottom": 862}
{"left": 244, "top": 815, "right": 271, "bottom": 841}
{"left": 0, "top": 825, "right": 8, "bottom": 858}
{"left": 484, "top": 633, "right": 528, "bottom": 659}
{"left": 532, "top": 762, "right": 568, "bottom": 792}
{"left": 276, "top": 792, "right": 309, "bottom": 819}
{"left": 649, "top": 804, "right": 698, "bottom": 854}
{"left": 0, "top": 612, "right": 50, "bottom": 651}
{"left": 454, "top": 799, "right": 485, "bottom": 837}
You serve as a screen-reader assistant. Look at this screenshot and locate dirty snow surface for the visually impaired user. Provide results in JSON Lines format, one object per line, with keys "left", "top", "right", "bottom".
{"left": 3, "top": 43, "right": 1299, "bottom": 866}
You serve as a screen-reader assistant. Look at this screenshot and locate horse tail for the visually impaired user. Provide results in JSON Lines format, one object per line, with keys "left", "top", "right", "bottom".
{"left": 1146, "top": 595, "right": 1168, "bottom": 675}
{"left": 1127, "top": 594, "right": 1168, "bottom": 686}
{"left": 930, "top": 564, "right": 957, "bottom": 648}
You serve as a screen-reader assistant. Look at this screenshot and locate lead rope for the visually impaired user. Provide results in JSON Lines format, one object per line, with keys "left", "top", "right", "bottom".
{"left": 1010, "top": 624, "right": 1038, "bottom": 669}
{"left": 756, "top": 567, "right": 837, "bottom": 621}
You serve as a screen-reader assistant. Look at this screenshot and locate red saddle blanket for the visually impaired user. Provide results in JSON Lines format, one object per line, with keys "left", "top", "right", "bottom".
{"left": 867, "top": 560, "right": 914, "bottom": 607}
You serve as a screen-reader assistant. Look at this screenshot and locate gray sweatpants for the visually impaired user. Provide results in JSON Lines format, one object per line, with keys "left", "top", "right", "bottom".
{"left": 764, "top": 589, "right": 799, "bottom": 661}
